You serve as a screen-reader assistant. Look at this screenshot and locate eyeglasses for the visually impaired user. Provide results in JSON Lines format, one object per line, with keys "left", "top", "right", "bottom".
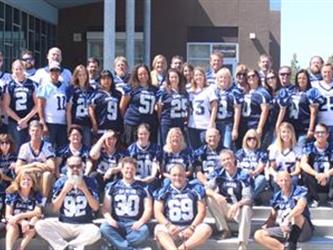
{"left": 68, "top": 164, "right": 82, "bottom": 169}
{"left": 266, "top": 76, "right": 276, "bottom": 80}
{"left": 279, "top": 72, "right": 291, "bottom": 76}
{"left": 50, "top": 69, "right": 60, "bottom": 72}
{"left": 236, "top": 73, "right": 246, "bottom": 77}
{"left": 0, "top": 141, "right": 10, "bottom": 145}
{"left": 247, "top": 74, "right": 257, "bottom": 79}
{"left": 247, "top": 137, "right": 257, "bottom": 141}
{"left": 22, "top": 57, "right": 33, "bottom": 62}
{"left": 314, "top": 131, "right": 327, "bottom": 135}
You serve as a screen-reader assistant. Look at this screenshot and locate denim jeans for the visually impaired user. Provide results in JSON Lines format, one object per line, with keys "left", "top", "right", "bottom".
{"left": 8, "top": 120, "right": 29, "bottom": 151}
{"left": 100, "top": 220, "right": 150, "bottom": 250}
{"left": 216, "top": 122, "right": 234, "bottom": 150}
{"left": 81, "top": 125, "right": 92, "bottom": 148}
{"left": 188, "top": 127, "right": 205, "bottom": 150}
{"left": 45, "top": 123, "right": 67, "bottom": 151}
{"left": 253, "top": 175, "right": 267, "bottom": 199}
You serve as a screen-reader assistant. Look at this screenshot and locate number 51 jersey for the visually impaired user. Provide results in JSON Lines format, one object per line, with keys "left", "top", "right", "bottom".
{"left": 154, "top": 182, "right": 206, "bottom": 226}
{"left": 106, "top": 179, "right": 149, "bottom": 221}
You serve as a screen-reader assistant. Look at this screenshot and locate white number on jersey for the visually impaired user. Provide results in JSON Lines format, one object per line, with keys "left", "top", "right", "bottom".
{"left": 227, "top": 187, "right": 238, "bottom": 204}
{"left": 168, "top": 198, "right": 194, "bottom": 221}
{"left": 15, "top": 91, "right": 28, "bottom": 111}
{"left": 289, "top": 95, "right": 301, "bottom": 119}
{"left": 242, "top": 94, "right": 251, "bottom": 117}
{"left": 170, "top": 98, "right": 187, "bottom": 118}
{"left": 114, "top": 194, "right": 140, "bottom": 217}
{"left": 63, "top": 195, "right": 88, "bottom": 217}
{"left": 106, "top": 100, "right": 118, "bottom": 120}
{"left": 139, "top": 94, "right": 155, "bottom": 114}
{"left": 75, "top": 97, "right": 88, "bottom": 117}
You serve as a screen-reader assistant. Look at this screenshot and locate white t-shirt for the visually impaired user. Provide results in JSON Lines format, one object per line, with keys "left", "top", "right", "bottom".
{"left": 312, "top": 80, "right": 333, "bottom": 126}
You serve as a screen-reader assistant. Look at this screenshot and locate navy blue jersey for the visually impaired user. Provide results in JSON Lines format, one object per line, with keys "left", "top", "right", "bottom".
{"left": 5, "top": 78, "right": 37, "bottom": 121}
{"left": 69, "top": 86, "right": 95, "bottom": 126}
{"left": 126, "top": 142, "right": 162, "bottom": 178}
{"left": 155, "top": 182, "right": 205, "bottom": 226}
{"left": 303, "top": 142, "right": 333, "bottom": 173}
{"left": 96, "top": 149, "right": 125, "bottom": 175}
{"left": 266, "top": 89, "right": 282, "bottom": 128}
{"left": 157, "top": 88, "right": 189, "bottom": 128}
{"left": 162, "top": 148, "right": 194, "bottom": 174}
{"left": 215, "top": 86, "right": 243, "bottom": 123}
{"left": 5, "top": 191, "right": 44, "bottom": 215}
{"left": 124, "top": 85, "right": 158, "bottom": 126}
{"left": 88, "top": 88, "right": 123, "bottom": 132}
{"left": 242, "top": 87, "right": 271, "bottom": 128}
{"left": 271, "top": 185, "right": 312, "bottom": 227}
{"left": 56, "top": 144, "right": 90, "bottom": 174}
{"left": 193, "top": 145, "right": 222, "bottom": 178}
{"left": 0, "top": 182, "right": 7, "bottom": 214}
{"left": 236, "top": 148, "right": 268, "bottom": 172}
{"left": 52, "top": 176, "right": 99, "bottom": 224}
{"left": 0, "top": 153, "right": 17, "bottom": 178}
{"left": 106, "top": 179, "right": 149, "bottom": 221}
{"left": 211, "top": 168, "right": 253, "bottom": 204}
{"left": 279, "top": 88, "right": 324, "bottom": 133}
{"left": 114, "top": 73, "right": 130, "bottom": 94}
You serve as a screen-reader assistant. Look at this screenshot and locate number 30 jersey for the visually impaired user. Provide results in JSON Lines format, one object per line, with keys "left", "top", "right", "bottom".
{"left": 155, "top": 182, "right": 205, "bottom": 226}
{"left": 106, "top": 179, "right": 149, "bottom": 221}
{"left": 52, "top": 176, "right": 99, "bottom": 224}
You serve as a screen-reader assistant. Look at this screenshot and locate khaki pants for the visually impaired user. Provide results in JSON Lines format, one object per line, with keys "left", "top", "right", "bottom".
{"left": 207, "top": 197, "right": 252, "bottom": 244}
{"left": 35, "top": 218, "right": 101, "bottom": 250}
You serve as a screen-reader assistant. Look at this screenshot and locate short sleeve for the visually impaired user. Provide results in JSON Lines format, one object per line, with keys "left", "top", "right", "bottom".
{"left": 5, "top": 193, "right": 15, "bottom": 206}
{"left": 307, "top": 88, "right": 325, "bottom": 106}
{"left": 36, "top": 84, "right": 48, "bottom": 99}
{"left": 17, "top": 144, "right": 28, "bottom": 162}
{"left": 277, "top": 88, "right": 290, "bottom": 107}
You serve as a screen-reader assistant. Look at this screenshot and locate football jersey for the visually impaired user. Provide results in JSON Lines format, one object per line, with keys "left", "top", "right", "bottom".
{"left": 188, "top": 86, "right": 218, "bottom": 129}
{"left": 32, "top": 66, "right": 72, "bottom": 86}
{"left": 124, "top": 85, "right": 158, "bottom": 126}
{"left": 4, "top": 78, "right": 37, "bottom": 121}
{"left": 69, "top": 86, "right": 95, "bottom": 126}
{"left": 157, "top": 88, "right": 189, "bottom": 128}
{"left": 271, "top": 185, "right": 312, "bottom": 227}
{"left": 37, "top": 81, "right": 70, "bottom": 124}
{"left": 52, "top": 176, "right": 99, "bottom": 224}
{"left": 210, "top": 168, "right": 253, "bottom": 204}
{"left": 266, "top": 90, "right": 281, "bottom": 128}
{"left": 0, "top": 153, "right": 17, "bottom": 178}
{"left": 126, "top": 142, "right": 162, "bottom": 178}
{"left": 0, "top": 181, "right": 6, "bottom": 213}
{"left": 205, "top": 69, "right": 217, "bottom": 86}
{"left": 311, "top": 80, "right": 333, "bottom": 126}
{"left": 88, "top": 88, "right": 123, "bottom": 132}
{"left": 162, "top": 148, "right": 194, "bottom": 174}
{"left": 5, "top": 191, "right": 44, "bottom": 215}
{"left": 242, "top": 87, "right": 271, "bottom": 128}
{"left": 96, "top": 149, "right": 125, "bottom": 175}
{"left": 268, "top": 146, "right": 301, "bottom": 173}
{"left": 236, "top": 148, "right": 268, "bottom": 172}
{"left": 113, "top": 73, "right": 130, "bottom": 95}
{"left": 56, "top": 144, "right": 90, "bottom": 174}
{"left": 214, "top": 85, "right": 243, "bottom": 124}
{"left": 0, "top": 71, "right": 12, "bottom": 84}
{"left": 106, "top": 179, "right": 149, "bottom": 221}
{"left": 17, "top": 140, "right": 55, "bottom": 163}
{"left": 154, "top": 182, "right": 205, "bottom": 226}
{"left": 303, "top": 142, "right": 333, "bottom": 173}
{"left": 193, "top": 144, "right": 222, "bottom": 178}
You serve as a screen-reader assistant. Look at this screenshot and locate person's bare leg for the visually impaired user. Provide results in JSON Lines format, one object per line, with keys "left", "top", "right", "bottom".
{"left": 6, "top": 224, "right": 20, "bottom": 250}
{"left": 178, "top": 224, "right": 212, "bottom": 250}
{"left": 254, "top": 229, "right": 284, "bottom": 250}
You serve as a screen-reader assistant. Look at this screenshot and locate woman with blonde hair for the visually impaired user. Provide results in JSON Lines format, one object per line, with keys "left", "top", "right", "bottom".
{"left": 150, "top": 54, "right": 167, "bottom": 86}
{"left": 236, "top": 129, "right": 268, "bottom": 200}
{"left": 5, "top": 171, "right": 43, "bottom": 250}
{"left": 268, "top": 122, "right": 301, "bottom": 192}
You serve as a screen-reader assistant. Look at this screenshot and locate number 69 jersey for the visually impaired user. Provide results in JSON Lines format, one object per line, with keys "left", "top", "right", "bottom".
{"left": 52, "top": 176, "right": 99, "bottom": 224}
{"left": 106, "top": 179, "right": 149, "bottom": 221}
{"left": 154, "top": 182, "right": 206, "bottom": 226}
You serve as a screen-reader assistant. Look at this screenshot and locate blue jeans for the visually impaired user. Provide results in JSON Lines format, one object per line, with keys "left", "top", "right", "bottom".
{"left": 188, "top": 127, "right": 205, "bottom": 150}
{"left": 216, "top": 122, "right": 234, "bottom": 150}
{"left": 45, "top": 123, "right": 67, "bottom": 151}
{"left": 253, "top": 175, "right": 267, "bottom": 199}
{"left": 81, "top": 125, "right": 92, "bottom": 147}
{"left": 8, "top": 120, "right": 29, "bottom": 152}
{"left": 100, "top": 220, "right": 150, "bottom": 250}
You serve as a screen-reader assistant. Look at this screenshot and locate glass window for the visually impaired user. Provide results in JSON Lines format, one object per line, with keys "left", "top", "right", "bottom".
{"left": 0, "top": 2, "right": 4, "bottom": 20}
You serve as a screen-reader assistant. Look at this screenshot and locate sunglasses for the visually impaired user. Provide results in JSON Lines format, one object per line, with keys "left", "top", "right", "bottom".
{"left": 247, "top": 74, "right": 257, "bottom": 79}
{"left": 280, "top": 72, "right": 291, "bottom": 76}
{"left": 266, "top": 76, "right": 276, "bottom": 80}
{"left": 247, "top": 137, "right": 257, "bottom": 141}
{"left": 22, "top": 57, "right": 33, "bottom": 62}
{"left": 236, "top": 73, "right": 246, "bottom": 77}
{"left": 314, "top": 131, "right": 327, "bottom": 135}
{"left": 68, "top": 164, "right": 82, "bottom": 169}
{"left": 0, "top": 141, "right": 10, "bottom": 145}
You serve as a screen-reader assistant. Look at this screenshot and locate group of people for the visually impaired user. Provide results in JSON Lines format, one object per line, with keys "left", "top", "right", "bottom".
{"left": 0, "top": 47, "right": 332, "bottom": 250}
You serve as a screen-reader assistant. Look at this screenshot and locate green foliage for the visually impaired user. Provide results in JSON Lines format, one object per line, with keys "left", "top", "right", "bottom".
{"left": 290, "top": 53, "right": 300, "bottom": 82}
{"left": 327, "top": 55, "right": 333, "bottom": 64}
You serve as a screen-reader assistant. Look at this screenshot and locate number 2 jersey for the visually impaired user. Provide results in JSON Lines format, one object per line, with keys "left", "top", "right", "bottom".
{"left": 4, "top": 78, "right": 37, "bottom": 121}
{"left": 106, "top": 179, "right": 149, "bottom": 221}
{"left": 52, "top": 176, "right": 99, "bottom": 224}
{"left": 155, "top": 182, "right": 205, "bottom": 226}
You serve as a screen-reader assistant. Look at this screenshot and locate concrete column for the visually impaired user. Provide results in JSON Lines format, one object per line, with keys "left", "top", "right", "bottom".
{"left": 126, "top": 0, "right": 136, "bottom": 69}
{"left": 143, "top": 0, "right": 151, "bottom": 66}
{"left": 104, "top": 0, "right": 116, "bottom": 69}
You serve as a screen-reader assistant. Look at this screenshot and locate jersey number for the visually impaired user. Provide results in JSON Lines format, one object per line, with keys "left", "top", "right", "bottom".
{"left": 114, "top": 194, "right": 140, "bottom": 217}
{"left": 75, "top": 97, "right": 88, "bottom": 117}
{"left": 56, "top": 95, "right": 66, "bottom": 110}
{"left": 242, "top": 94, "right": 251, "bottom": 117}
{"left": 319, "top": 96, "right": 333, "bottom": 112}
{"left": 106, "top": 101, "right": 117, "bottom": 120}
{"left": 217, "top": 98, "right": 228, "bottom": 119}
{"left": 15, "top": 92, "right": 28, "bottom": 111}
{"left": 168, "top": 198, "right": 194, "bottom": 222}
{"left": 289, "top": 96, "right": 300, "bottom": 119}
{"left": 170, "top": 98, "right": 187, "bottom": 118}
{"left": 63, "top": 196, "right": 87, "bottom": 217}
{"left": 139, "top": 94, "right": 155, "bottom": 114}
{"left": 194, "top": 100, "right": 205, "bottom": 115}
{"left": 137, "top": 159, "right": 152, "bottom": 178}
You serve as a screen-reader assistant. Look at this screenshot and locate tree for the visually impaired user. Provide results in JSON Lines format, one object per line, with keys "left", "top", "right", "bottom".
{"left": 327, "top": 55, "right": 333, "bottom": 64}
{"left": 290, "top": 53, "right": 300, "bottom": 81}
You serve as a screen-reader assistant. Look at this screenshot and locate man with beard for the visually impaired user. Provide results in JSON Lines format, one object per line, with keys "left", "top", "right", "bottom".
{"left": 35, "top": 156, "right": 101, "bottom": 250}
{"left": 308, "top": 56, "right": 323, "bottom": 83}
{"left": 113, "top": 56, "right": 130, "bottom": 94}
{"left": 21, "top": 50, "right": 36, "bottom": 78}
{"left": 86, "top": 57, "right": 100, "bottom": 88}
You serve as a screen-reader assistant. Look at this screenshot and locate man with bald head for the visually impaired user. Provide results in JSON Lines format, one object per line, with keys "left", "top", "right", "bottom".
{"left": 254, "top": 171, "right": 313, "bottom": 250}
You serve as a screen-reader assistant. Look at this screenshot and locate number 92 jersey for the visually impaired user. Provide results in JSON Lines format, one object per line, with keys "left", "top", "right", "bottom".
{"left": 106, "top": 179, "right": 149, "bottom": 221}
{"left": 52, "top": 176, "right": 99, "bottom": 224}
{"left": 154, "top": 182, "right": 205, "bottom": 226}
{"left": 124, "top": 85, "right": 158, "bottom": 127}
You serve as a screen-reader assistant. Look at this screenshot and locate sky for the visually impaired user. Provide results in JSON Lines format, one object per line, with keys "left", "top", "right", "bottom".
{"left": 280, "top": 0, "right": 333, "bottom": 68}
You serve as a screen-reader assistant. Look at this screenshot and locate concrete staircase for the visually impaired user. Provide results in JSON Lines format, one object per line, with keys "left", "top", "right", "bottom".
{"left": 2, "top": 205, "right": 333, "bottom": 249}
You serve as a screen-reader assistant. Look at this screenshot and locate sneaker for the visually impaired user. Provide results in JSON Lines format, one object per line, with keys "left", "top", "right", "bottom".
{"left": 238, "top": 242, "right": 248, "bottom": 250}
{"left": 310, "top": 200, "right": 319, "bottom": 208}
{"left": 216, "top": 230, "right": 231, "bottom": 240}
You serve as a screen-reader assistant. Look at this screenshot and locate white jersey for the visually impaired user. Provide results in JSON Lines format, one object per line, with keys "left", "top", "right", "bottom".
{"left": 32, "top": 66, "right": 71, "bottom": 86}
{"left": 37, "top": 81, "right": 69, "bottom": 124}
{"left": 312, "top": 80, "right": 333, "bottom": 126}
{"left": 188, "top": 85, "right": 217, "bottom": 129}
{"left": 17, "top": 140, "right": 55, "bottom": 163}
{"left": 268, "top": 145, "right": 301, "bottom": 173}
